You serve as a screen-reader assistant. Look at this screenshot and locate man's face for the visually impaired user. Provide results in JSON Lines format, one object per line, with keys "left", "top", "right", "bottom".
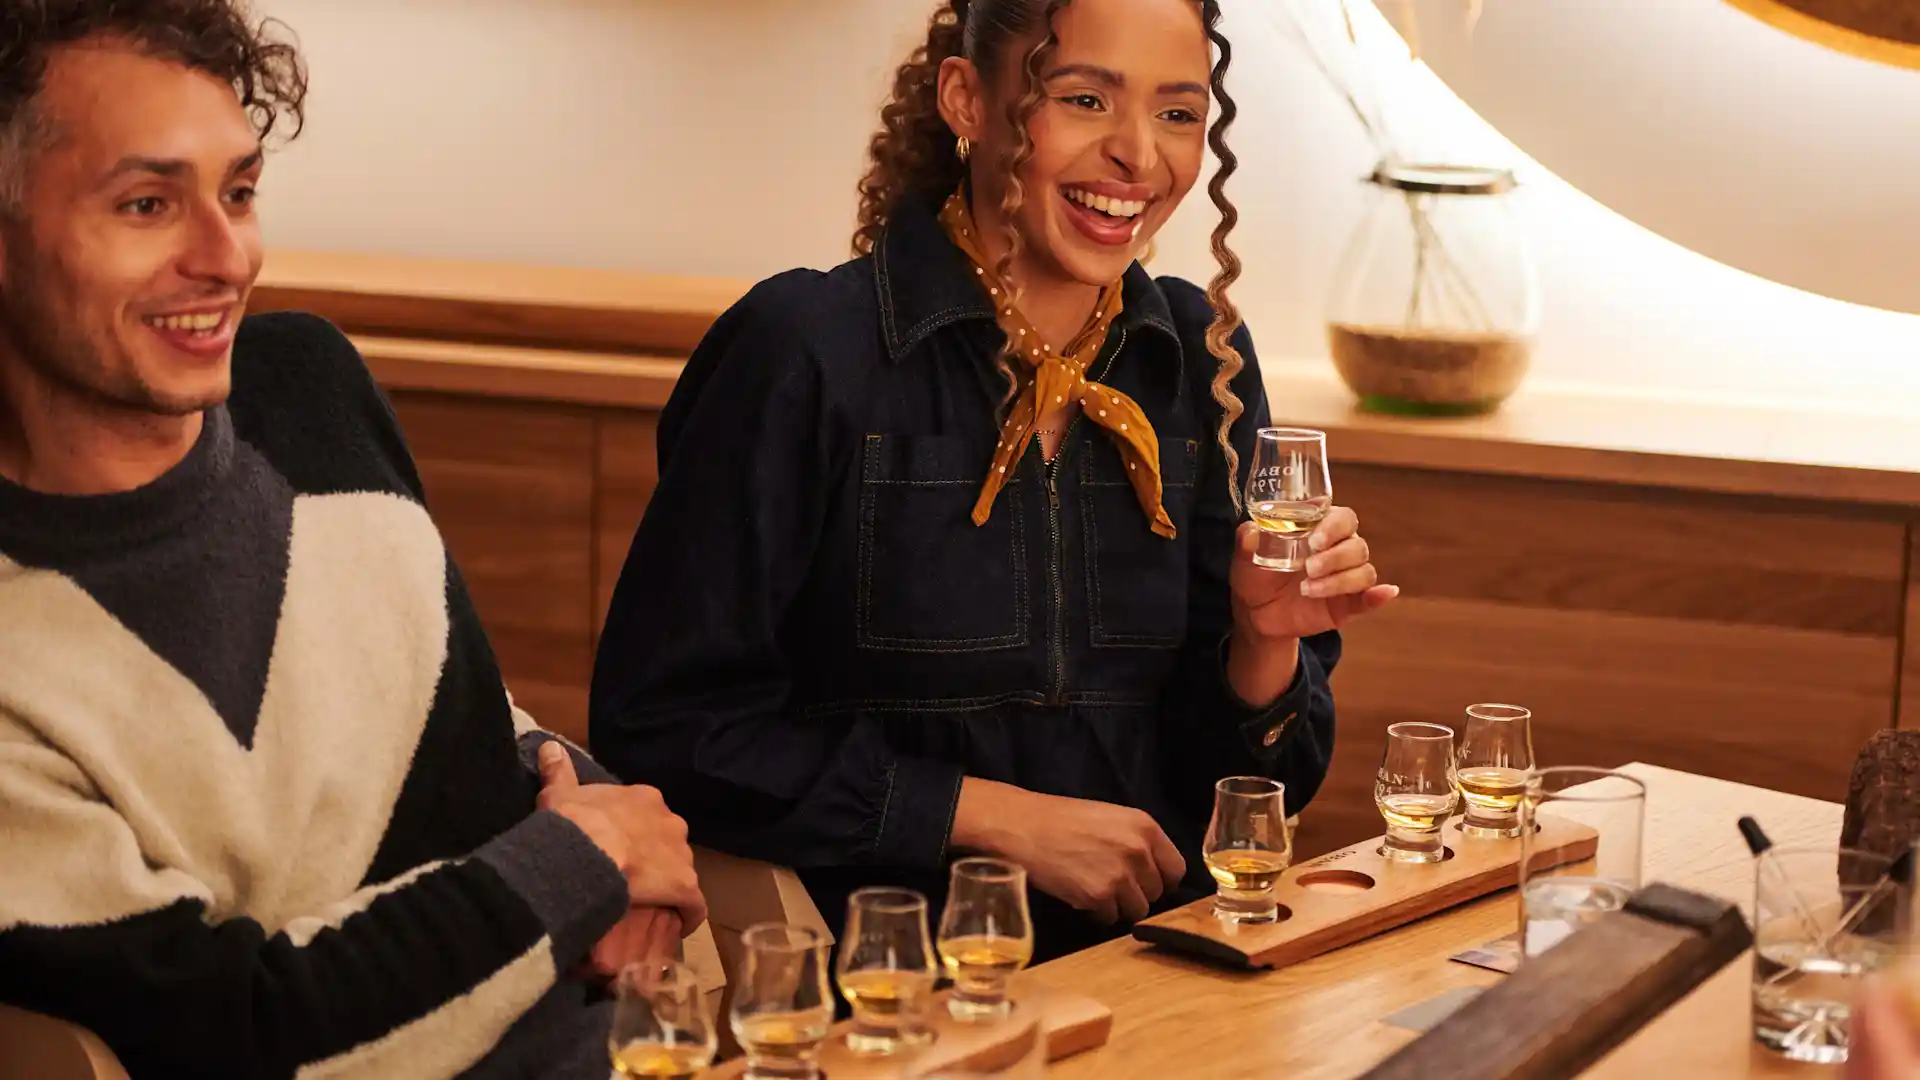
{"left": 0, "top": 39, "right": 264, "bottom": 419}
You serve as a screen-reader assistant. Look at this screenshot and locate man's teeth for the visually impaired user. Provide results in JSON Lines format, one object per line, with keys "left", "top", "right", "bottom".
{"left": 1065, "top": 188, "right": 1148, "bottom": 219}
{"left": 145, "top": 313, "right": 224, "bottom": 333}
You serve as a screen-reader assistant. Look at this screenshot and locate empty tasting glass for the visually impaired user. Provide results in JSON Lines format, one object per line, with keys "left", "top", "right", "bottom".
{"left": 835, "top": 887, "right": 939, "bottom": 1056}
{"left": 1517, "top": 767, "right": 1645, "bottom": 959}
{"left": 1375, "top": 722, "right": 1458, "bottom": 863}
{"left": 1453, "top": 703, "right": 1535, "bottom": 839}
{"left": 936, "top": 858, "right": 1035, "bottom": 1023}
{"left": 1244, "top": 427, "right": 1332, "bottom": 572}
{"left": 609, "top": 960, "right": 717, "bottom": 1080}
{"left": 1751, "top": 846, "right": 1900, "bottom": 1064}
{"left": 1203, "top": 776, "right": 1293, "bottom": 924}
{"left": 730, "top": 924, "right": 835, "bottom": 1080}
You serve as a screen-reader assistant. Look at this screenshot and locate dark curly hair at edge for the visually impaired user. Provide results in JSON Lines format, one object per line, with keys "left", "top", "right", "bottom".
{"left": 0, "top": 0, "right": 308, "bottom": 208}
{"left": 853, "top": 0, "right": 1249, "bottom": 508}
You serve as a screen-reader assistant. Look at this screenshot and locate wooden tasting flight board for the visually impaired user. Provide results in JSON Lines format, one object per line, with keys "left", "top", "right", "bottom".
{"left": 1133, "top": 816, "right": 1601, "bottom": 969}
{"left": 704, "top": 978, "right": 1111, "bottom": 1079}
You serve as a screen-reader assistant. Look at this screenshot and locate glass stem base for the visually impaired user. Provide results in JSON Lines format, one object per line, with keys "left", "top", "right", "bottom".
{"left": 1213, "top": 889, "right": 1281, "bottom": 924}
{"left": 744, "top": 1064, "right": 820, "bottom": 1080}
{"left": 947, "top": 992, "right": 1012, "bottom": 1025}
{"left": 1251, "top": 531, "right": 1307, "bottom": 572}
{"left": 1381, "top": 828, "right": 1447, "bottom": 864}
{"left": 845, "top": 1026, "right": 927, "bottom": 1057}
{"left": 1460, "top": 810, "right": 1523, "bottom": 839}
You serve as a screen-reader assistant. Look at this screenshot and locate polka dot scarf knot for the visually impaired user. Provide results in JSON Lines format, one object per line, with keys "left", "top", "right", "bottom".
{"left": 938, "top": 190, "right": 1176, "bottom": 540}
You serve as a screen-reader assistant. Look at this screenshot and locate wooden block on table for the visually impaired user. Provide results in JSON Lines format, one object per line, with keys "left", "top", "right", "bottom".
{"left": 704, "top": 980, "right": 1110, "bottom": 1079}
{"left": 1132, "top": 817, "right": 1599, "bottom": 969}
{"left": 1355, "top": 883, "right": 1753, "bottom": 1080}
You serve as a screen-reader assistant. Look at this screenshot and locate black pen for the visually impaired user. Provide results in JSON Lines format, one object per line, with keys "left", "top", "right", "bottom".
{"left": 1738, "top": 815, "right": 1826, "bottom": 949}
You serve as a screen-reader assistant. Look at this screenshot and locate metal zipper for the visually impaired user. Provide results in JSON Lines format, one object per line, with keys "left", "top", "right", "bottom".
{"left": 1043, "top": 326, "right": 1126, "bottom": 705}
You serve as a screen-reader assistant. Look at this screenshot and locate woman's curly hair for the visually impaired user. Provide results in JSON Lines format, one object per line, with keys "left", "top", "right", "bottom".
{"left": 852, "top": 0, "right": 1249, "bottom": 506}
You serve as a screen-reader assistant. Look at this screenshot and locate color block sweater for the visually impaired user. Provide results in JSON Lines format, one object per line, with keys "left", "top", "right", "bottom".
{"left": 0, "top": 313, "right": 629, "bottom": 1079}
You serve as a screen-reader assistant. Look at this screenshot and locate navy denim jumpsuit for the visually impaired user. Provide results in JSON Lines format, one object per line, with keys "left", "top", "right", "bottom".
{"left": 591, "top": 197, "right": 1340, "bottom": 962}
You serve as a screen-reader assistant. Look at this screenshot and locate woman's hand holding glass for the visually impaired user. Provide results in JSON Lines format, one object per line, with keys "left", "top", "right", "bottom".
{"left": 1233, "top": 427, "right": 1397, "bottom": 650}
{"left": 1231, "top": 506, "right": 1397, "bottom": 642}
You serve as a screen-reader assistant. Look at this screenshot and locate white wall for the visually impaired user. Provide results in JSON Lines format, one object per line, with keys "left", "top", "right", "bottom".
{"left": 253, "top": 0, "right": 1920, "bottom": 411}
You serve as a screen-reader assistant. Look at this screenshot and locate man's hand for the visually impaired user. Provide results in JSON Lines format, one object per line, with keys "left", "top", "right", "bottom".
{"left": 537, "top": 743, "right": 707, "bottom": 932}
{"left": 952, "top": 778, "right": 1185, "bottom": 925}
{"left": 584, "top": 907, "right": 685, "bottom": 983}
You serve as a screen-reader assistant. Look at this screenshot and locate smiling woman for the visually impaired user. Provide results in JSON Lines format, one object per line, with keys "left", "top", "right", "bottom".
{"left": 592, "top": 0, "right": 1396, "bottom": 968}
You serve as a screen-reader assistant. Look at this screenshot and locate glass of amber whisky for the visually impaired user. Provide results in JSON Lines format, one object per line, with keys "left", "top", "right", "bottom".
{"left": 1203, "top": 776, "right": 1292, "bottom": 923}
{"left": 1376, "top": 722, "right": 1458, "bottom": 863}
{"left": 836, "top": 888, "right": 938, "bottom": 1055}
{"left": 609, "top": 960, "right": 716, "bottom": 1080}
{"left": 730, "top": 924, "right": 835, "bottom": 1080}
{"left": 1454, "top": 703, "right": 1534, "bottom": 838}
{"left": 936, "top": 858, "right": 1034, "bottom": 1023}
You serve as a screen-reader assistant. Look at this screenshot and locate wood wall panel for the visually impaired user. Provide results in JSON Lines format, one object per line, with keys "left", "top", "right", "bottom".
{"left": 1290, "top": 464, "right": 1908, "bottom": 859}
{"left": 594, "top": 412, "right": 662, "bottom": 635}
{"left": 389, "top": 393, "right": 598, "bottom": 745}
{"left": 254, "top": 250, "right": 743, "bottom": 355}
{"left": 1902, "top": 523, "right": 1920, "bottom": 729}
{"left": 1344, "top": 466, "right": 1905, "bottom": 635}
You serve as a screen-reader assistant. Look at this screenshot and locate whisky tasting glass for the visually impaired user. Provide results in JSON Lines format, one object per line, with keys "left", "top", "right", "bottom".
{"left": 609, "top": 960, "right": 716, "bottom": 1079}
{"left": 836, "top": 887, "right": 938, "bottom": 1056}
{"left": 936, "top": 858, "right": 1034, "bottom": 1023}
{"left": 1454, "top": 703, "right": 1534, "bottom": 838}
{"left": 1517, "top": 767, "right": 1645, "bottom": 960}
{"left": 1244, "top": 427, "right": 1332, "bottom": 572}
{"left": 730, "top": 924, "right": 834, "bottom": 1080}
{"left": 1203, "top": 776, "right": 1292, "bottom": 924}
{"left": 1375, "top": 722, "right": 1457, "bottom": 863}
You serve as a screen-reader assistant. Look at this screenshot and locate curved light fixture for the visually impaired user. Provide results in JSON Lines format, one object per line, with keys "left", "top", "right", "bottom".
{"left": 1391, "top": 0, "right": 1920, "bottom": 316}
{"left": 1724, "top": 0, "right": 1920, "bottom": 69}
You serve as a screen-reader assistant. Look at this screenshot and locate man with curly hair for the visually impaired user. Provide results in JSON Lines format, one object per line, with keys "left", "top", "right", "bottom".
{"left": 0, "top": 3, "right": 706, "bottom": 1077}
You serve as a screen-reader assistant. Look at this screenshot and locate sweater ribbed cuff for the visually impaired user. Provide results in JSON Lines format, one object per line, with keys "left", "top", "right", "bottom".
{"left": 474, "top": 810, "right": 629, "bottom": 969}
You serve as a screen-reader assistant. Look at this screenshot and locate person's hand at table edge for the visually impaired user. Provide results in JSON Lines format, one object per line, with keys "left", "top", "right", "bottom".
{"left": 951, "top": 777, "right": 1184, "bottom": 925}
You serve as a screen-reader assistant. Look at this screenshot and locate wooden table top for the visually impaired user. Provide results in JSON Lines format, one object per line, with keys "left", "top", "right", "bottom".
{"left": 1026, "top": 763, "right": 1846, "bottom": 1080}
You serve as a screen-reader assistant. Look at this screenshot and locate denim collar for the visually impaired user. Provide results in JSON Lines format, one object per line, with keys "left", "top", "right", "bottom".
{"left": 872, "top": 196, "right": 1181, "bottom": 363}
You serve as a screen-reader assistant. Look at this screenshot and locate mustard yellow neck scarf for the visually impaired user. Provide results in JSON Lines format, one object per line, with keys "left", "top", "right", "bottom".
{"left": 938, "top": 191, "right": 1174, "bottom": 540}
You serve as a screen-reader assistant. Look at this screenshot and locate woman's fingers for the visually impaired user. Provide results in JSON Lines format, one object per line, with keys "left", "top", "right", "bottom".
{"left": 1309, "top": 506, "right": 1358, "bottom": 551}
{"left": 1304, "top": 535, "right": 1370, "bottom": 578}
{"left": 1301, "top": 563, "right": 1379, "bottom": 600}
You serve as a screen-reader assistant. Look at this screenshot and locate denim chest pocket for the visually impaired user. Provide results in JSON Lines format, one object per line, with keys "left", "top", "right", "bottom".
{"left": 857, "top": 434, "right": 1028, "bottom": 652}
{"left": 1080, "top": 435, "right": 1198, "bottom": 648}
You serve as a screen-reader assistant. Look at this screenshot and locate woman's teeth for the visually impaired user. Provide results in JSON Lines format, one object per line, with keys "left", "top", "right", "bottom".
{"left": 145, "top": 313, "right": 224, "bottom": 334}
{"left": 1065, "top": 188, "right": 1148, "bottom": 219}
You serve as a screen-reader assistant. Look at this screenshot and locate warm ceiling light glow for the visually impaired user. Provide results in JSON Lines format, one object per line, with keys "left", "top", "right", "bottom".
{"left": 1723, "top": 0, "right": 1920, "bottom": 69}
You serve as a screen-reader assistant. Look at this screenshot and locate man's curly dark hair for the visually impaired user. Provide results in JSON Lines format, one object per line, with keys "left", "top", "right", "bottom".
{"left": 0, "top": 0, "right": 307, "bottom": 205}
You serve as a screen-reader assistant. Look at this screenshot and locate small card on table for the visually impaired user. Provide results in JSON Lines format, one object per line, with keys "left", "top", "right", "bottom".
{"left": 1448, "top": 933, "right": 1521, "bottom": 975}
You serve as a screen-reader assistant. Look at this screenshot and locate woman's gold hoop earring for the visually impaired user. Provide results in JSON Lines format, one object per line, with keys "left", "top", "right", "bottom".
{"left": 956, "top": 136, "right": 972, "bottom": 161}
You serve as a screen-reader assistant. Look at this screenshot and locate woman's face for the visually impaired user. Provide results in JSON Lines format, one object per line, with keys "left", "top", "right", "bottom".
{"left": 971, "top": 0, "right": 1213, "bottom": 289}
